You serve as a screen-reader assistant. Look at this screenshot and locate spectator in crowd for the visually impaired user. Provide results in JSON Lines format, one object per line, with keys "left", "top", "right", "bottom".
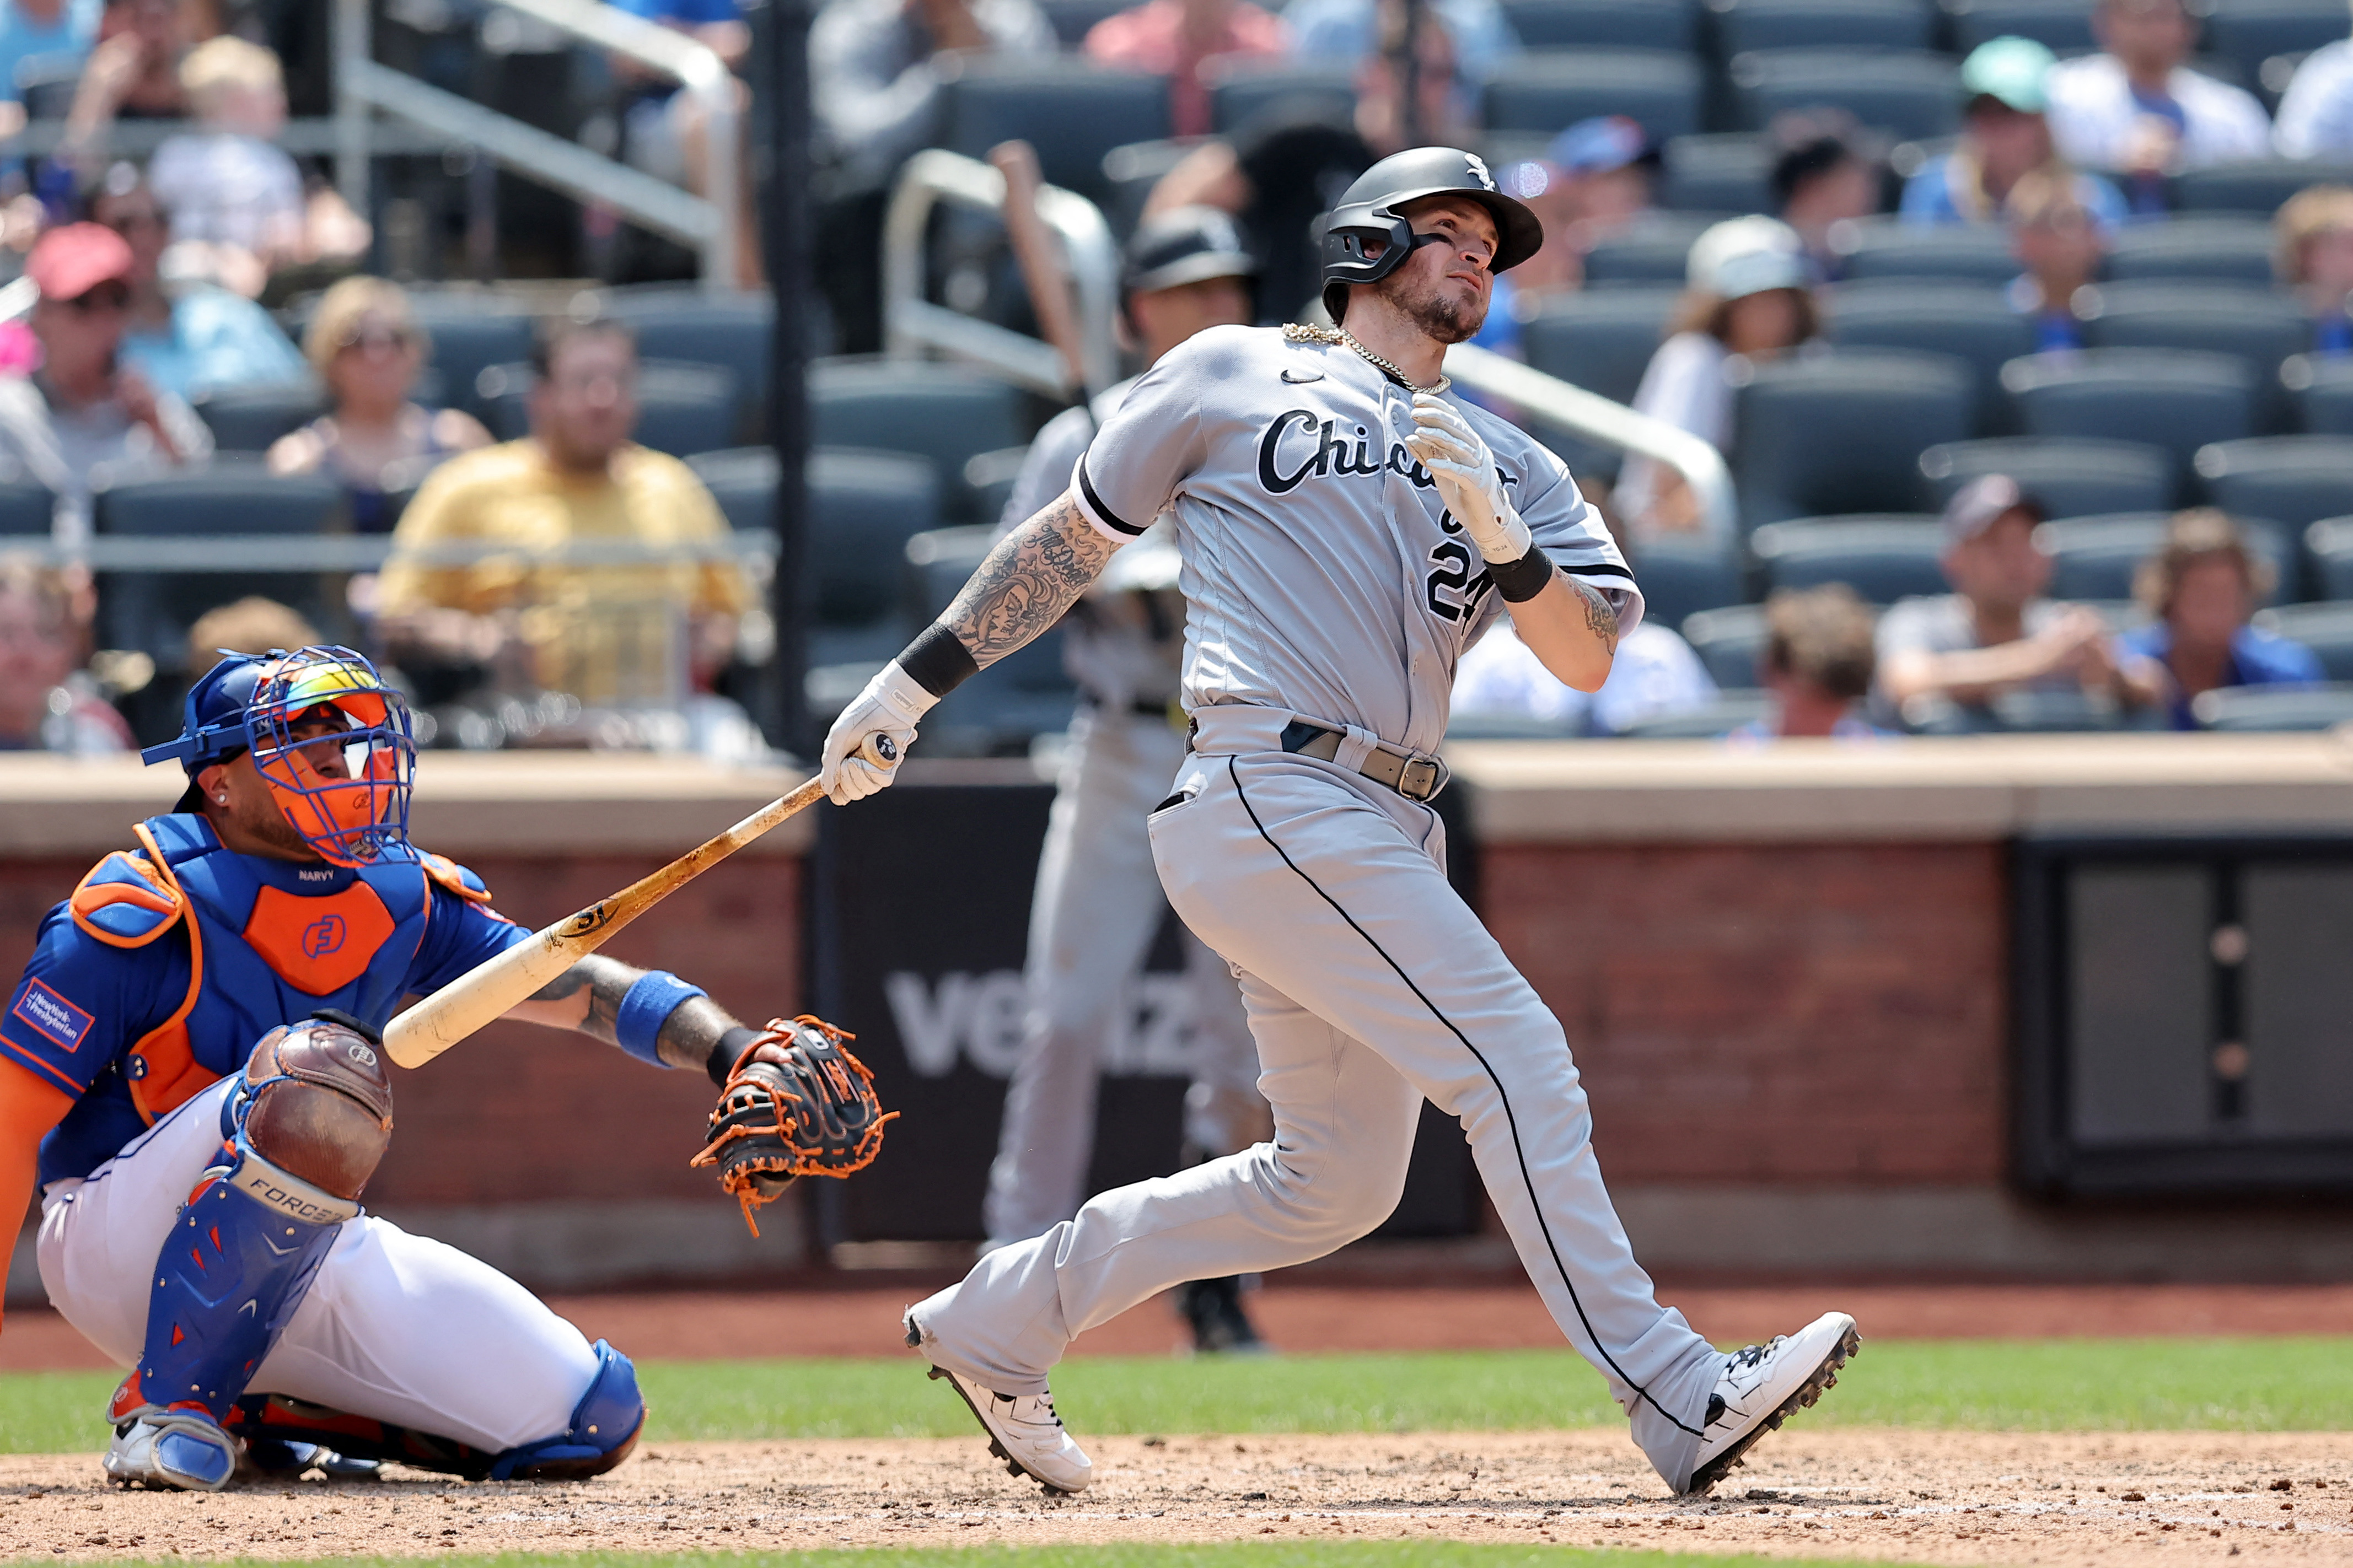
{"left": 1902, "top": 36, "right": 2129, "bottom": 229}
{"left": 1454, "top": 605, "right": 1717, "bottom": 736}
{"left": 1613, "top": 216, "right": 1817, "bottom": 542}
{"left": 0, "top": 0, "right": 99, "bottom": 142}
{"left": 185, "top": 594, "right": 319, "bottom": 677}
{"left": 2044, "top": 0, "right": 2270, "bottom": 213}
{"left": 1728, "top": 584, "right": 1887, "bottom": 741}
{"left": 2120, "top": 509, "right": 2320, "bottom": 728}
{"left": 1086, "top": 0, "right": 1286, "bottom": 140}
{"left": 373, "top": 317, "right": 754, "bottom": 721}
{"left": 1479, "top": 115, "right": 1657, "bottom": 327}
{"left": 611, "top": 0, "right": 761, "bottom": 285}
{"left": 1874, "top": 475, "right": 2159, "bottom": 728}
{"left": 1281, "top": 0, "right": 1515, "bottom": 125}
{"left": 267, "top": 276, "right": 492, "bottom": 534}
{"left": 811, "top": 0, "right": 1054, "bottom": 194}
{"left": 0, "top": 222, "right": 209, "bottom": 531}
{"left": 0, "top": 554, "right": 127, "bottom": 751}
{"left": 88, "top": 163, "right": 307, "bottom": 400}
{"left": 61, "top": 0, "right": 208, "bottom": 173}
{"left": 2273, "top": 10, "right": 2353, "bottom": 159}
{"left": 2276, "top": 184, "right": 2353, "bottom": 355}
{"left": 2005, "top": 167, "right": 2110, "bottom": 352}
{"left": 1769, "top": 110, "right": 1880, "bottom": 283}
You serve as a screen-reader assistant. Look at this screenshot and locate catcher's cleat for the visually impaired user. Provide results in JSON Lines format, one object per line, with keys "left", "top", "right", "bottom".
{"left": 1681, "top": 1311, "right": 1860, "bottom": 1496}
{"left": 906, "top": 1313, "right": 1092, "bottom": 1494}
{"left": 105, "top": 1408, "right": 240, "bottom": 1491}
{"left": 1175, "top": 1276, "right": 1269, "bottom": 1355}
{"left": 240, "top": 1437, "right": 382, "bottom": 1481}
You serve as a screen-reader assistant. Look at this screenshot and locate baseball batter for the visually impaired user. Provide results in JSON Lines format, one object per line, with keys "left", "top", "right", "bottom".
{"left": 985, "top": 207, "right": 1273, "bottom": 1351}
{"left": 0, "top": 646, "right": 795, "bottom": 1491}
{"left": 822, "top": 148, "right": 1858, "bottom": 1499}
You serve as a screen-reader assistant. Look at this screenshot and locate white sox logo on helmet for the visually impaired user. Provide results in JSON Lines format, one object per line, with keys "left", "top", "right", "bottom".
{"left": 1464, "top": 154, "right": 1495, "bottom": 192}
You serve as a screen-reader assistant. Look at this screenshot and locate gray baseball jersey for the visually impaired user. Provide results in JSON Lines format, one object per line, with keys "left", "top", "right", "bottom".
{"left": 1069, "top": 324, "right": 1642, "bottom": 756}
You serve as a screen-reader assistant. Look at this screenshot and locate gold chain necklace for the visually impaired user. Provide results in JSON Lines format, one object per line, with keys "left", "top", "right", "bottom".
{"left": 1283, "top": 322, "right": 1450, "bottom": 395}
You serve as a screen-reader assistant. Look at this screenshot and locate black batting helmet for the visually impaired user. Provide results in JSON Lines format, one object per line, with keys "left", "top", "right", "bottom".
{"left": 1319, "top": 146, "right": 1543, "bottom": 324}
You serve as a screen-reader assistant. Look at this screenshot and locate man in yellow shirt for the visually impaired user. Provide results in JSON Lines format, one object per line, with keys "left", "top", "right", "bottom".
{"left": 375, "top": 317, "right": 754, "bottom": 711}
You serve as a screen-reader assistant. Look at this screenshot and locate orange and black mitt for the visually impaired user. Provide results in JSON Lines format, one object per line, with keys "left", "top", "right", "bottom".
{"left": 691, "top": 1016, "right": 895, "bottom": 1234}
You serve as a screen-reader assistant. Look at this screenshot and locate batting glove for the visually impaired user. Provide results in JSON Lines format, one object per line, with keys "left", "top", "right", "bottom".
{"left": 820, "top": 661, "right": 933, "bottom": 804}
{"left": 1405, "top": 392, "right": 1534, "bottom": 565}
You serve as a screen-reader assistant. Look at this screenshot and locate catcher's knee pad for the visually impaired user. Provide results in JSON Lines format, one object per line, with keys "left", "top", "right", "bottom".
{"left": 489, "top": 1340, "right": 644, "bottom": 1481}
{"left": 238, "top": 1010, "right": 395, "bottom": 1199}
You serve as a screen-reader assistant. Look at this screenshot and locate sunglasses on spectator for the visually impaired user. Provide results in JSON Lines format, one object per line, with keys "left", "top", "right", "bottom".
{"left": 62, "top": 283, "right": 130, "bottom": 314}
{"left": 338, "top": 324, "right": 417, "bottom": 355}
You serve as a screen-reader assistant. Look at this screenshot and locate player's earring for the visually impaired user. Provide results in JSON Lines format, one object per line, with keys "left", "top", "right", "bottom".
{"left": 214, "top": 794, "right": 228, "bottom": 805}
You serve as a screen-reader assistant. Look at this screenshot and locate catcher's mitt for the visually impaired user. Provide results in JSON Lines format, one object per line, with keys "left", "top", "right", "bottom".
{"left": 691, "top": 1016, "right": 895, "bottom": 1235}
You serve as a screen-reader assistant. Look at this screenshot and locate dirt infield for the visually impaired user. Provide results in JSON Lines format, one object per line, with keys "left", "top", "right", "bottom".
{"left": 1, "top": 1430, "right": 2346, "bottom": 1563}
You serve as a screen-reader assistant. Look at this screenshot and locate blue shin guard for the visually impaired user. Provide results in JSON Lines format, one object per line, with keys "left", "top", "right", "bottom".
{"left": 487, "top": 1341, "right": 646, "bottom": 1480}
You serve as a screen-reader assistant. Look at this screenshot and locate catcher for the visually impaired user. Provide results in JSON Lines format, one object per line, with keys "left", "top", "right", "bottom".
{"left": 0, "top": 645, "right": 886, "bottom": 1491}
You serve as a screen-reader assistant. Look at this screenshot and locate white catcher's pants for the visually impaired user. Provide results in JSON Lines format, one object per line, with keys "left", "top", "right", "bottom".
{"left": 984, "top": 703, "right": 1264, "bottom": 1246}
{"left": 39, "top": 1077, "right": 600, "bottom": 1452}
{"left": 913, "top": 719, "right": 1722, "bottom": 1485}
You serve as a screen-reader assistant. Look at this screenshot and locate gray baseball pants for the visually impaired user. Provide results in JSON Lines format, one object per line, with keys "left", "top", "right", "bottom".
{"left": 911, "top": 708, "right": 1722, "bottom": 1486}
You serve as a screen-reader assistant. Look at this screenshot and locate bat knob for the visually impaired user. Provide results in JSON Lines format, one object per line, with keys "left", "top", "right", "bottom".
{"left": 871, "top": 734, "right": 898, "bottom": 764}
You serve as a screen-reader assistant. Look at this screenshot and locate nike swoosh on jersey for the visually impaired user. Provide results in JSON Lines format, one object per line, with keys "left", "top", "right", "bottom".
{"left": 1280, "top": 368, "right": 1323, "bottom": 384}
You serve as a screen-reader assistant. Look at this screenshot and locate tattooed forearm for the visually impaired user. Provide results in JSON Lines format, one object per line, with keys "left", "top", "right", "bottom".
{"left": 529, "top": 955, "right": 746, "bottom": 1071}
{"left": 1571, "top": 576, "right": 1619, "bottom": 656}
{"left": 941, "top": 492, "right": 1117, "bottom": 668}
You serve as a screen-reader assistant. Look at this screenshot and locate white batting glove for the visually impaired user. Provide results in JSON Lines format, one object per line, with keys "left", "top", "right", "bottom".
{"left": 819, "top": 661, "right": 934, "bottom": 805}
{"left": 1405, "top": 392, "right": 1534, "bottom": 565}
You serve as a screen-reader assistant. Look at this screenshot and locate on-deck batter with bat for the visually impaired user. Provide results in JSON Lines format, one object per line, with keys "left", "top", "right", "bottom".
{"left": 0, "top": 645, "right": 883, "bottom": 1493}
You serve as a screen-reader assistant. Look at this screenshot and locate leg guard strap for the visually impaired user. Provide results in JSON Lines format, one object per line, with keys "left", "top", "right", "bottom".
{"left": 488, "top": 1340, "right": 645, "bottom": 1481}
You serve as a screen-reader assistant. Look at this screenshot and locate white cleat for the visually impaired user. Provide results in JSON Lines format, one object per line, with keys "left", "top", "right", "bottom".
{"left": 104, "top": 1410, "right": 240, "bottom": 1492}
{"left": 1682, "top": 1310, "right": 1860, "bottom": 1496}
{"left": 906, "top": 1315, "right": 1092, "bottom": 1494}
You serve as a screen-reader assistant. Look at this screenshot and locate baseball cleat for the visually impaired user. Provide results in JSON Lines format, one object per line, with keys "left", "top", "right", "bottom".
{"left": 105, "top": 1409, "right": 240, "bottom": 1491}
{"left": 1176, "top": 1276, "right": 1269, "bottom": 1355}
{"left": 241, "top": 1437, "right": 383, "bottom": 1481}
{"left": 1682, "top": 1311, "right": 1859, "bottom": 1496}
{"left": 907, "top": 1314, "right": 1092, "bottom": 1494}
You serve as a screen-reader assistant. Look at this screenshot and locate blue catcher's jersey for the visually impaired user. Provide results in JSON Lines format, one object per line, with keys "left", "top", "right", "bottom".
{"left": 0, "top": 815, "right": 532, "bottom": 1187}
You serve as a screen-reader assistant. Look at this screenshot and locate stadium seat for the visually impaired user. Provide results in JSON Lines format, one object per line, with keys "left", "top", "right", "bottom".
{"left": 963, "top": 446, "right": 1029, "bottom": 530}
{"left": 809, "top": 357, "right": 1029, "bottom": 526}
{"left": 1733, "top": 348, "right": 1974, "bottom": 526}
{"left": 92, "top": 461, "right": 345, "bottom": 665}
{"left": 2002, "top": 349, "right": 2257, "bottom": 472}
{"left": 1499, "top": 0, "right": 1701, "bottom": 50}
{"left": 1630, "top": 535, "right": 1746, "bottom": 630}
{"left": 1618, "top": 691, "right": 1774, "bottom": 736}
{"left": 1037, "top": 0, "right": 1125, "bottom": 45}
{"left": 1826, "top": 279, "right": 2035, "bottom": 430}
{"left": 1942, "top": 0, "right": 2096, "bottom": 53}
{"left": 685, "top": 446, "right": 777, "bottom": 535}
{"left": 1582, "top": 215, "right": 1716, "bottom": 285}
{"left": 1447, "top": 710, "right": 1587, "bottom": 739}
{"left": 2103, "top": 217, "right": 2278, "bottom": 287}
{"left": 1681, "top": 603, "right": 1769, "bottom": 687}
{"left": 1482, "top": 49, "right": 1706, "bottom": 142}
{"left": 1706, "top": 0, "right": 1937, "bottom": 57}
{"left": 2255, "top": 601, "right": 2353, "bottom": 680}
{"left": 940, "top": 58, "right": 1171, "bottom": 206}
{"left": 1919, "top": 437, "right": 2179, "bottom": 516}
{"left": 2306, "top": 516, "right": 2353, "bottom": 597}
{"left": 1750, "top": 515, "right": 1947, "bottom": 602}
{"left": 2195, "top": 438, "right": 2353, "bottom": 547}
{"left": 2077, "top": 284, "right": 2307, "bottom": 429}
{"left": 2169, "top": 158, "right": 2353, "bottom": 214}
{"left": 190, "top": 382, "right": 327, "bottom": 454}
{"left": 2191, "top": 683, "right": 2353, "bottom": 729}
{"left": 404, "top": 299, "right": 539, "bottom": 422}
{"left": 1658, "top": 133, "right": 1774, "bottom": 213}
{"left": 0, "top": 479, "right": 54, "bottom": 535}
{"left": 1726, "top": 48, "right": 1960, "bottom": 140}
{"left": 2200, "top": 0, "right": 2350, "bottom": 89}
{"left": 598, "top": 287, "right": 773, "bottom": 443}
{"left": 1833, "top": 218, "right": 2018, "bottom": 285}
{"left": 2282, "top": 352, "right": 2353, "bottom": 435}
{"left": 1519, "top": 287, "right": 1679, "bottom": 403}
{"left": 799, "top": 449, "right": 946, "bottom": 669}
{"left": 901, "top": 525, "right": 1074, "bottom": 749}
{"left": 474, "top": 359, "right": 739, "bottom": 459}
{"left": 2039, "top": 513, "right": 2293, "bottom": 604}
{"left": 1206, "top": 61, "right": 1357, "bottom": 134}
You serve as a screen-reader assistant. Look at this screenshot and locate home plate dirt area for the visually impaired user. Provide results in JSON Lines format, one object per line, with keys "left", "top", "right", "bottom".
{"left": 1, "top": 1430, "right": 2346, "bottom": 1563}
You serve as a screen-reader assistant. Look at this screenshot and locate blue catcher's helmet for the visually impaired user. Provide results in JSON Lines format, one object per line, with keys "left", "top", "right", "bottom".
{"left": 141, "top": 647, "right": 417, "bottom": 868}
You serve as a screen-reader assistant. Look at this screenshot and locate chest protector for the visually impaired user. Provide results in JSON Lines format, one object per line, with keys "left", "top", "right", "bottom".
{"left": 67, "top": 815, "right": 490, "bottom": 1124}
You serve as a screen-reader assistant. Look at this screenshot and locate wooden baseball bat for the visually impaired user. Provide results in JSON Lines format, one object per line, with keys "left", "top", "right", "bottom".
{"left": 990, "top": 140, "right": 1097, "bottom": 403}
{"left": 382, "top": 737, "right": 895, "bottom": 1070}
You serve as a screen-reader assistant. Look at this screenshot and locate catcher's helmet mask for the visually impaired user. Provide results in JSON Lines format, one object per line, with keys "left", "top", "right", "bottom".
{"left": 1320, "top": 146, "right": 1544, "bottom": 324}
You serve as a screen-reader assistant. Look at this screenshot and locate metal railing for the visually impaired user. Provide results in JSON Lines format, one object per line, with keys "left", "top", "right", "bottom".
{"left": 881, "top": 149, "right": 1122, "bottom": 398}
{"left": 1444, "top": 342, "right": 1740, "bottom": 545}
{"left": 4, "top": 534, "right": 777, "bottom": 572}
{"left": 334, "top": 0, "right": 739, "bottom": 288}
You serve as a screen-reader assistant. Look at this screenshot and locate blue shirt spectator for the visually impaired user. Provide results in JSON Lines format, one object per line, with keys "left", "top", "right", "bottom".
{"left": 2002, "top": 167, "right": 2110, "bottom": 353}
{"left": 2116, "top": 509, "right": 2322, "bottom": 729}
{"left": 2118, "top": 622, "right": 2321, "bottom": 727}
{"left": 1904, "top": 38, "right": 2131, "bottom": 229}
{"left": 90, "top": 171, "right": 307, "bottom": 401}
{"left": 0, "top": 0, "right": 95, "bottom": 109}
{"left": 2276, "top": 184, "right": 2353, "bottom": 358}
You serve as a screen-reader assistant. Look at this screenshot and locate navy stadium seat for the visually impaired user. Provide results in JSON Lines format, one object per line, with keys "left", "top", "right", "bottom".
{"left": 2103, "top": 217, "right": 2279, "bottom": 286}
{"left": 2077, "top": 284, "right": 2308, "bottom": 429}
{"left": 474, "top": 359, "right": 738, "bottom": 459}
{"left": 1618, "top": 691, "right": 1774, "bottom": 736}
{"left": 940, "top": 59, "right": 1170, "bottom": 206}
{"left": 1834, "top": 218, "right": 2018, "bottom": 285}
{"left": 2191, "top": 683, "right": 2353, "bottom": 729}
{"left": 2254, "top": 601, "right": 2353, "bottom": 680}
{"left": 2201, "top": 0, "right": 2351, "bottom": 88}
{"left": 1499, "top": 0, "right": 1701, "bottom": 50}
{"left": 901, "top": 525, "right": 1074, "bottom": 748}
{"left": 598, "top": 287, "right": 773, "bottom": 443}
{"left": 2195, "top": 437, "right": 2353, "bottom": 545}
{"left": 1680, "top": 604, "right": 1769, "bottom": 688}
{"left": 1727, "top": 48, "right": 1960, "bottom": 140}
{"left": 809, "top": 357, "right": 1029, "bottom": 526}
{"left": 2169, "top": 158, "right": 2353, "bottom": 214}
{"left": 685, "top": 446, "right": 778, "bottom": 535}
{"left": 1827, "top": 279, "right": 2035, "bottom": 431}
{"left": 402, "top": 300, "right": 538, "bottom": 422}
{"left": 1483, "top": 49, "right": 1706, "bottom": 142}
{"left": 1520, "top": 287, "right": 1679, "bottom": 403}
{"left": 190, "top": 382, "right": 327, "bottom": 454}
{"left": 1036, "top": 0, "right": 1125, "bottom": 44}
{"left": 2039, "top": 513, "right": 2293, "bottom": 605}
{"left": 1919, "top": 437, "right": 2179, "bottom": 516}
{"left": 804, "top": 449, "right": 944, "bottom": 669}
{"left": 1206, "top": 61, "right": 1356, "bottom": 133}
{"left": 1750, "top": 515, "right": 1947, "bottom": 602}
{"left": 1630, "top": 535, "right": 1746, "bottom": 631}
{"left": 1706, "top": 0, "right": 1936, "bottom": 57}
{"left": 0, "top": 479, "right": 54, "bottom": 535}
{"left": 1582, "top": 214, "right": 1717, "bottom": 285}
{"left": 2306, "top": 516, "right": 2353, "bottom": 597}
{"left": 2002, "top": 349, "right": 2257, "bottom": 472}
{"left": 1942, "top": 0, "right": 2096, "bottom": 53}
{"left": 1659, "top": 133, "right": 1774, "bottom": 213}
{"left": 2282, "top": 352, "right": 2353, "bottom": 435}
{"left": 1733, "top": 348, "right": 1974, "bottom": 527}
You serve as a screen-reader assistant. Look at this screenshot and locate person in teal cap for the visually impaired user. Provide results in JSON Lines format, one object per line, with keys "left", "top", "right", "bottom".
{"left": 1900, "top": 36, "right": 2126, "bottom": 230}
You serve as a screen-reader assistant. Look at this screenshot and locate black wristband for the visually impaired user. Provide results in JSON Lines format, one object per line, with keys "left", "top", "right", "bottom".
{"left": 1489, "top": 545, "right": 1556, "bottom": 602}
{"left": 707, "top": 1025, "right": 764, "bottom": 1086}
{"left": 898, "top": 622, "right": 980, "bottom": 699}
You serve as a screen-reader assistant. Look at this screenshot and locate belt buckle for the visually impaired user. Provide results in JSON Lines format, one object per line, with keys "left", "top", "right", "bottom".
{"left": 1397, "top": 756, "right": 1440, "bottom": 801}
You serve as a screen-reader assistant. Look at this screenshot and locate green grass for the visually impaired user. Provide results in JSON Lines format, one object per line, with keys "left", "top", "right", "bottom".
{"left": 4, "top": 1339, "right": 2347, "bottom": 1455}
{"left": 0, "top": 1550, "right": 1910, "bottom": 1568}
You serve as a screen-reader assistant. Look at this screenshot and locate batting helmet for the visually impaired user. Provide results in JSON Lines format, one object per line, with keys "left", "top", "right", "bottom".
{"left": 1319, "top": 146, "right": 1543, "bottom": 324}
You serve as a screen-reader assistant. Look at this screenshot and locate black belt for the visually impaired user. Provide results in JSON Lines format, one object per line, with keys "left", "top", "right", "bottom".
{"left": 1278, "top": 719, "right": 1445, "bottom": 802}
{"left": 1082, "top": 693, "right": 1182, "bottom": 721}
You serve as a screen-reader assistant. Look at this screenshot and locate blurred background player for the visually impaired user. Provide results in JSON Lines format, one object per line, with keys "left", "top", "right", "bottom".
{"left": 0, "top": 645, "right": 789, "bottom": 1491}
{"left": 984, "top": 207, "right": 1273, "bottom": 1353}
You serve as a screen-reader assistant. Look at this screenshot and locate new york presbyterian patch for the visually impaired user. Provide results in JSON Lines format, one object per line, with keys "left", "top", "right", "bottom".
{"left": 9, "top": 978, "right": 94, "bottom": 1053}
